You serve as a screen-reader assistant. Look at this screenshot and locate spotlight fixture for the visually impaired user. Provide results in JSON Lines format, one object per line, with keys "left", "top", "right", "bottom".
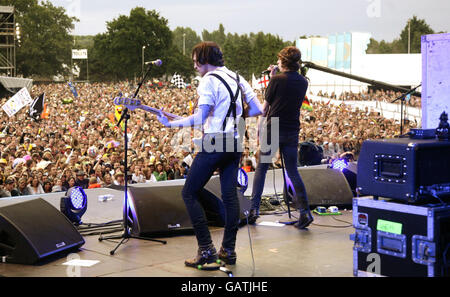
{"left": 60, "top": 186, "right": 88, "bottom": 226}
{"left": 330, "top": 159, "right": 358, "bottom": 196}
{"left": 237, "top": 168, "right": 248, "bottom": 194}
{"left": 330, "top": 158, "right": 348, "bottom": 171}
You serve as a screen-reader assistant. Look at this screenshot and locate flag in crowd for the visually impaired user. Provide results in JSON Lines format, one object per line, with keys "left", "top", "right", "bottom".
{"left": 189, "top": 101, "right": 194, "bottom": 114}
{"left": 405, "top": 94, "right": 411, "bottom": 102}
{"left": 68, "top": 81, "right": 79, "bottom": 98}
{"left": 29, "top": 93, "right": 48, "bottom": 121}
{"left": 251, "top": 73, "right": 270, "bottom": 90}
{"left": 114, "top": 104, "right": 125, "bottom": 131}
{"left": 148, "top": 79, "right": 163, "bottom": 89}
{"left": 251, "top": 74, "right": 260, "bottom": 90}
{"left": 258, "top": 74, "right": 270, "bottom": 89}
{"left": 171, "top": 73, "right": 186, "bottom": 89}
{"left": 301, "top": 96, "right": 313, "bottom": 111}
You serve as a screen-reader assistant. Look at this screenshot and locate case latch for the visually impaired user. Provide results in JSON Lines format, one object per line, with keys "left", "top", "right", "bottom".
{"left": 412, "top": 235, "right": 436, "bottom": 265}
{"left": 350, "top": 227, "right": 372, "bottom": 253}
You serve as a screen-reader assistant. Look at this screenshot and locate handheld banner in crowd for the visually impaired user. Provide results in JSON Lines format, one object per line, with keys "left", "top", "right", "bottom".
{"left": 1, "top": 87, "right": 33, "bottom": 117}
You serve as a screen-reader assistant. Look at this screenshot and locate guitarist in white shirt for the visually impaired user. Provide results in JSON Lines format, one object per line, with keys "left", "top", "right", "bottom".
{"left": 156, "top": 41, "right": 263, "bottom": 268}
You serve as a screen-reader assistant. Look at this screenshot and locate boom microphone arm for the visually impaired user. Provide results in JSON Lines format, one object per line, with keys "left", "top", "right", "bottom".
{"left": 301, "top": 61, "right": 421, "bottom": 97}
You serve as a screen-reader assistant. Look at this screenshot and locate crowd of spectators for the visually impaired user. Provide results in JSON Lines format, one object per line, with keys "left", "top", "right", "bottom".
{"left": 0, "top": 81, "right": 419, "bottom": 198}
{"left": 297, "top": 99, "right": 417, "bottom": 163}
{"left": 316, "top": 89, "right": 421, "bottom": 108}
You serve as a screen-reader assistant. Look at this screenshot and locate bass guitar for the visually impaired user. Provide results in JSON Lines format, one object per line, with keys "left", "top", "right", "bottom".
{"left": 113, "top": 97, "right": 180, "bottom": 120}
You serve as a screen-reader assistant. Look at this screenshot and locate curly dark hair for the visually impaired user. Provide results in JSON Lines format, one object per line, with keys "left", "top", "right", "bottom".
{"left": 278, "top": 46, "right": 301, "bottom": 72}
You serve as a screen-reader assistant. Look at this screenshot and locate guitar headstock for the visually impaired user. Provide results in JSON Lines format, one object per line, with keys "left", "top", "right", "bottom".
{"left": 113, "top": 97, "right": 142, "bottom": 111}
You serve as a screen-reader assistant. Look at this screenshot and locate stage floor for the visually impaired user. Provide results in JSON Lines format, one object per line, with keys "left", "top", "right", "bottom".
{"left": 0, "top": 209, "right": 354, "bottom": 277}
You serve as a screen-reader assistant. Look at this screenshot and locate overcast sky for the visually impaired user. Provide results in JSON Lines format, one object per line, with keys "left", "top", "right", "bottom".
{"left": 49, "top": 0, "right": 450, "bottom": 42}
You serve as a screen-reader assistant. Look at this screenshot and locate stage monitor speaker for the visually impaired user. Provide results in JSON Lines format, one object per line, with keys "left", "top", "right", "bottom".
{"left": 284, "top": 167, "right": 354, "bottom": 208}
{"left": 0, "top": 198, "right": 85, "bottom": 264}
{"left": 127, "top": 181, "right": 193, "bottom": 237}
{"left": 127, "top": 177, "right": 252, "bottom": 236}
{"left": 201, "top": 176, "right": 252, "bottom": 226}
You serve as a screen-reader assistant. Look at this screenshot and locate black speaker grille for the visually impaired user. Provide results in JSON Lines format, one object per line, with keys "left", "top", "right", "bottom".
{"left": 0, "top": 198, "right": 84, "bottom": 264}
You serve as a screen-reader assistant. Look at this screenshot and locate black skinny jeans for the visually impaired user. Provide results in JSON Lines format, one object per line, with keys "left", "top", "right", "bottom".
{"left": 251, "top": 131, "right": 309, "bottom": 214}
{"left": 181, "top": 136, "right": 242, "bottom": 250}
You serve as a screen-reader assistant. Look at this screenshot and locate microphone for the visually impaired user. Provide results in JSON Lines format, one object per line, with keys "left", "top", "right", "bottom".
{"left": 261, "top": 66, "right": 278, "bottom": 75}
{"left": 145, "top": 59, "right": 163, "bottom": 66}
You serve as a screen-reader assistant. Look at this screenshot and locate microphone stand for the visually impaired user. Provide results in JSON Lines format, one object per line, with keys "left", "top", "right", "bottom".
{"left": 391, "top": 84, "right": 421, "bottom": 136}
{"left": 279, "top": 153, "right": 298, "bottom": 225}
{"left": 98, "top": 63, "right": 167, "bottom": 255}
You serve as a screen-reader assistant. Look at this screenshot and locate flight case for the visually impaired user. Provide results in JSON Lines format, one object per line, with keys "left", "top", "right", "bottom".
{"left": 351, "top": 197, "right": 450, "bottom": 277}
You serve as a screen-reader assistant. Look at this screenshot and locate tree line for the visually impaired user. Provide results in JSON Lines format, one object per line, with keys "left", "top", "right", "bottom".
{"left": 366, "top": 16, "right": 441, "bottom": 54}
{"left": 3, "top": 2, "right": 290, "bottom": 82}
{"left": 1, "top": 1, "right": 443, "bottom": 82}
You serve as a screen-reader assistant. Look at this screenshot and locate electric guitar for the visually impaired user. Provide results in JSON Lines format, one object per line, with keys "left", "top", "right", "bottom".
{"left": 113, "top": 97, "right": 181, "bottom": 120}
{"left": 114, "top": 96, "right": 204, "bottom": 148}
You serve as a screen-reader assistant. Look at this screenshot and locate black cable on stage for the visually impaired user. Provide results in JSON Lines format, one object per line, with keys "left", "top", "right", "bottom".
{"left": 311, "top": 215, "right": 353, "bottom": 228}
{"left": 79, "top": 228, "right": 125, "bottom": 237}
{"left": 77, "top": 220, "right": 124, "bottom": 237}
{"left": 331, "top": 216, "right": 353, "bottom": 226}
{"left": 78, "top": 219, "right": 122, "bottom": 230}
{"left": 196, "top": 260, "right": 234, "bottom": 277}
{"left": 269, "top": 164, "right": 354, "bottom": 229}
{"left": 429, "top": 190, "right": 447, "bottom": 205}
{"left": 78, "top": 225, "right": 122, "bottom": 232}
{"left": 258, "top": 195, "right": 288, "bottom": 216}
{"left": 244, "top": 211, "right": 256, "bottom": 277}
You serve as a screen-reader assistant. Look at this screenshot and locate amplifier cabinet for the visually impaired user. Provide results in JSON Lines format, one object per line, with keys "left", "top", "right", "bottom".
{"left": 350, "top": 197, "right": 450, "bottom": 277}
{"left": 357, "top": 138, "right": 450, "bottom": 202}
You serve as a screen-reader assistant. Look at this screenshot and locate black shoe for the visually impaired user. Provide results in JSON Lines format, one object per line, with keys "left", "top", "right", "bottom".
{"left": 185, "top": 245, "right": 218, "bottom": 268}
{"left": 218, "top": 247, "right": 237, "bottom": 265}
{"left": 295, "top": 211, "right": 314, "bottom": 229}
{"left": 247, "top": 209, "right": 259, "bottom": 225}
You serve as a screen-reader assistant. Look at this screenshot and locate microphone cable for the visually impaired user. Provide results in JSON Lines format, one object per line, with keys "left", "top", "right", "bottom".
{"left": 244, "top": 210, "right": 256, "bottom": 277}
{"left": 272, "top": 165, "right": 298, "bottom": 220}
{"left": 270, "top": 166, "right": 355, "bottom": 228}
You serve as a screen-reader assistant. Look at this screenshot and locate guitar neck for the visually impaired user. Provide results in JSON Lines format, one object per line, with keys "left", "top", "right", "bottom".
{"left": 138, "top": 105, "right": 180, "bottom": 120}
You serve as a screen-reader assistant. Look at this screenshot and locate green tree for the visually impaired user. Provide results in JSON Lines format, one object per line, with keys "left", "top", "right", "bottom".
{"left": 74, "top": 35, "right": 95, "bottom": 49}
{"left": 202, "top": 24, "right": 226, "bottom": 47}
{"left": 367, "top": 16, "right": 435, "bottom": 54}
{"left": 223, "top": 33, "right": 252, "bottom": 79}
{"left": 399, "top": 16, "right": 434, "bottom": 53}
{"left": 164, "top": 45, "right": 195, "bottom": 79}
{"left": 1, "top": 0, "right": 78, "bottom": 78}
{"left": 172, "top": 27, "right": 202, "bottom": 56}
{"left": 89, "top": 7, "right": 172, "bottom": 81}
{"left": 249, "top": 32, "right": 288, "bottom": 78}
{"left": 366, "top": 38, "right": 401, "bottom": 54}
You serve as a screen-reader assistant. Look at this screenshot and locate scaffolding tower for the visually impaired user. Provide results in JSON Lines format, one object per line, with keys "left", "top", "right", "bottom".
{"left": 0, "top": 6, "right": 15, "bottom": 77}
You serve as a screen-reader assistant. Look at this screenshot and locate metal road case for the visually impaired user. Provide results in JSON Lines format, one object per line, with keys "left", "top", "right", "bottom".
{"left": 350, "top": 197, "right": 450, "bottom": 277}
